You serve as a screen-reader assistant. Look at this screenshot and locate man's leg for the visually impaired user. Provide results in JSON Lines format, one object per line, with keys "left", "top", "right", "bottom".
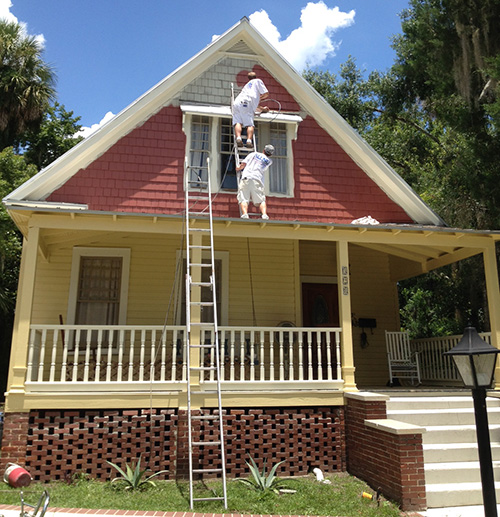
{"left": 246, "top": 125, "right": 255, "bottom": 146}
{"left": 234, "top": 123, "right": 243, "bottom": 145}
{"left": 240, "top": 201, "right": 249, "bottom": 218}
{"left": 258, "top": 201, "right": 268, "bottom": 219}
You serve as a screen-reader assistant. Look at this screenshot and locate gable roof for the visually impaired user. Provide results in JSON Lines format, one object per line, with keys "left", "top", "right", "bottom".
{"left": 3, "top": 17, "right": 445, "bottom": 226}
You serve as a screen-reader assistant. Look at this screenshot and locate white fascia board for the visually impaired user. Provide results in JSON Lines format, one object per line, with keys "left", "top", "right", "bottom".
{"left": 3, "top": 199, "right": 88, "bottom": 210}
{"left": 180, "top": 104, "right": 302, "bottom": 123}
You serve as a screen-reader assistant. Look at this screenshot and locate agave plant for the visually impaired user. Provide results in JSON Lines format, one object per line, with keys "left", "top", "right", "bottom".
{"left": 107, "top": 455, "right": 167, "bottom": 490}
{"left": 237, "top": 454, "right": 287, "bottom": 494}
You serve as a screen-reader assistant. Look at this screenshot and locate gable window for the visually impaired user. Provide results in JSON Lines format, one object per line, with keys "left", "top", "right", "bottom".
{"left": 182, "top": 106, "right": 301, "bottom": 197}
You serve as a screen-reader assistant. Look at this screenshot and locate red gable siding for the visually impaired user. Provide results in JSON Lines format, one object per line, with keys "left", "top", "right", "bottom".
{"left": 48, "top": 83, "right": 413, "bottom": 224}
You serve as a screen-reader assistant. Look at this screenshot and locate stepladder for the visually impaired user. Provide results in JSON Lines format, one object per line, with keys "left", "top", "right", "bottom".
{"left": 184, "top": 158, "right": 227, "bottom": 509}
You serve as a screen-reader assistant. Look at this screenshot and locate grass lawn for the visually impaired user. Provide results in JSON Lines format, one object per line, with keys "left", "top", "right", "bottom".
{"left": 0, "top": 473, "right": 415, "bottom": 517}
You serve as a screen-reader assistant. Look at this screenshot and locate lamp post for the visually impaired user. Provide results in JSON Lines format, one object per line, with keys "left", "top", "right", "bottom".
{"left": 444, "top": 326, "right": 500, "bottom": 517}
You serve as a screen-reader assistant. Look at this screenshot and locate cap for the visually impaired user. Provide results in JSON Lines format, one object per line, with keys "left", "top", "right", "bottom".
{"left": 264, "top": 144, "right": 275, "bottom": 156}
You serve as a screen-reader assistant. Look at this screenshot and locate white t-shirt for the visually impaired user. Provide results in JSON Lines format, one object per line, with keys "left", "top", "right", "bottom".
{"left": 241, "top": 151, "right": 273, "bottom": 186}
{"left": 235, "top": 79, "right": 268, "bottom": 114}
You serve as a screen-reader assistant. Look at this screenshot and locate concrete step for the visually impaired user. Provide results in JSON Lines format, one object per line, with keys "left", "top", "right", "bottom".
{"left": 387, "top": 406, "right": 500, "bottom": 426}
{"left": 386, "top": 395, "right": 500, "bottom": 411}
{"left": 424, "top": 460, "right": 500, "bottom": 484}
{"left": 423, "top": 424, "right": 500, "bottom": 444}
{"left": 426, "top": 481, "right": 500, "bottom": 508}
{"left": 423, "top": 442, "right": 500, "bottom": 463}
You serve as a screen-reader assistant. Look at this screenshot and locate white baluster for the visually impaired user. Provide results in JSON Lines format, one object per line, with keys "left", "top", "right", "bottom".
{"left": 106, "top": 329, "right": 114, "bottom": 382}
{"left": 95, "top": 329, "right": 103, "bottom": 381}
{"left": 118, "top": 329, "right": 125, "bottom": 382}
{"left": 38, "top": 329, "right": 47, "bottom": 382}
{"left": 325, "top": 331, "right": 332, "bottom": 381}
{"left": 336, "top": 331, "right": 342, "bottom": 380}
{"left": 298, "top": 331, "right": 304, "bottom": 381}
{"left": 270, "top": 331, "right": 275, "bottom": 382}
{"left": 128, "top": 329, "right": 135, "bottom": 382}
{"left": 83, "top": 329, "right": 92, "bottom": 383}
{"left": 49, "top": 329, "right": 58, "bottom": 382}
{"left": 279, "top": 331, "right": 284, "bottom": 381}
{"left": 250, "top": 331, "right": 255, "bottom": 382}
{"left": 72, "top": 329, "right": 81, "bottom": 382}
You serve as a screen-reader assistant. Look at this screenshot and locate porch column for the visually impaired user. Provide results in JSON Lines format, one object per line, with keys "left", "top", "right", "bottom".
{"left": 483, "top": 243, "right": 500, "bottom": 389}
{"left": 336, "top": 240, "right": 356, "bottom": 391}
{"left": 5, "top": 225, "right": 40, "bottom": 412}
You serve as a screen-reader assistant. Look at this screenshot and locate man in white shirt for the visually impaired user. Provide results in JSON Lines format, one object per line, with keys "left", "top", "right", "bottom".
{"left": 236, "top": 144, "right": 274, "bottom": 220}
{"left": 232, "top": 71, "right": 269, "bottom": 149}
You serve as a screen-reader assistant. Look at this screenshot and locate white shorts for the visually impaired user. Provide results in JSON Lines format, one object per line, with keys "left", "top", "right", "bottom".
{"left": 237, "top": 178, "right": 266, "bottom": 206}
{"left": 232, "top": 101, "right": 255, "bottom": 127}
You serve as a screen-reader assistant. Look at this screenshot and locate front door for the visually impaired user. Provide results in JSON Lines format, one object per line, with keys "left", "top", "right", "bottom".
{"left": 301, "top": 283, "right": 339, "bottom": 379}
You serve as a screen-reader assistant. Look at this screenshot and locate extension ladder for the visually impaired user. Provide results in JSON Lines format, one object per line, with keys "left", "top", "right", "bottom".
{"left": 184, "top": 158, "right": 227, "bottom": 509}
{"left": 231, "top": 83, "right": 257, "bottom": 217}
{"left": 231, "top": 83, "right": 257, "bottom": 172}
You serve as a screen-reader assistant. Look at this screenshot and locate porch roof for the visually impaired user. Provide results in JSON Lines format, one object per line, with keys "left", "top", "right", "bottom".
{"left": 5, "top": 205, "right": 499, "bottom": 281}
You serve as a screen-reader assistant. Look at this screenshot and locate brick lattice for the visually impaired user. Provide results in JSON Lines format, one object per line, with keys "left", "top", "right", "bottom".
{"left": 1, "top": 406, "right": 345, "bottom": 482}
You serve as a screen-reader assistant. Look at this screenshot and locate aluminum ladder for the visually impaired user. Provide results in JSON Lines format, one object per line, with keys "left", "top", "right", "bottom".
{"left": 231, "top": 83, "right": 257, "bottom": 217}
{"left": 184, "top": 158, "right": 227, "bottom": 509}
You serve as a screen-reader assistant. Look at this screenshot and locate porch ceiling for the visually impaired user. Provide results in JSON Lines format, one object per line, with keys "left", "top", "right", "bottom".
{"left": 8, "top": 207, "right": 500, "bottom": 280}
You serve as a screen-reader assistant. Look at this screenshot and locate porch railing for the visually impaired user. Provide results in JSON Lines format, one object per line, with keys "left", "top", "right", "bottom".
{"left": 25, "top": 325, "right": 343, "bottom": 391}
{"left": 412, "top": 332, "right": 492, "bottom": 384}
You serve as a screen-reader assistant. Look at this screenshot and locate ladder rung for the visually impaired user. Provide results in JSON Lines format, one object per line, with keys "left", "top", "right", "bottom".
{"left": 191, "top": 343, "right": 216, "bottom": 349}
{"left": 192, "top": 497, "right": 225, "bottom": 502}
{"left": 189, "top": 228, "right": 210, "bottom": 232}
{"left": 191, "top": 415, "right": 220, "bottom": 420}
{"left": 191, "top": 282, "right": 212, "bottom": 287}
{"left": 190, "top": 366, "right": 217, "bottom": 371}
{"left": 189, "top": 245, "right": 211, "bottom": 249}
{"left": 187, "top": 212, "right": 209, "bottom": 216}
{"left": 190, "top": 301, "right": 214, "bottom": 306}
{"left": 189, "top": 322, "right": 215, "bottom": 326}
{"left": 192, "top": 440, "right": 222, "bottom": 446}
{"left": 189, "top": 263, "right": 212, "bottom": 267}
{"left": 192, "top": 468, "right": 223, "bottom": 474}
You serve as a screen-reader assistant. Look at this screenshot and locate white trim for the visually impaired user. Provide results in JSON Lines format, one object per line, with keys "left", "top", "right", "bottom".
{"left": 3, "top": 200, "right": 88, "bottom": 210}
{"left": 180, "top": 104, "right": 303, "bottom": 124}
{"left": 67, "top": 247, "right": 131, "bottom": 325}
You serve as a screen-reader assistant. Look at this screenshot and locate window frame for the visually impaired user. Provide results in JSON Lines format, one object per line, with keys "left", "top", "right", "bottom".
{"left": 67, "top": 247, "right": 131, "bottom": 326}
{"left": 182, "top": 107, "right": 299, "bottom": 198}
{"left": 174, "top": 249, "right": 229, "bottom": 326}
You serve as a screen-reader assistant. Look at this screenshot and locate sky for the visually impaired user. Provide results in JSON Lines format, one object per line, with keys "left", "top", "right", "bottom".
{"left": 2, "top": 0, "right": 410, "bottom": 137}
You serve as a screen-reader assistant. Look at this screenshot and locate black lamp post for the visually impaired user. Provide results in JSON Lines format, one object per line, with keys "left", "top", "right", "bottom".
{"left": 444, "top": 326, "right": 500, "bottom": 517}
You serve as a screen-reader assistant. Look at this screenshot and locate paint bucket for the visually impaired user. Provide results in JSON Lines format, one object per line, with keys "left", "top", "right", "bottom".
{"left": 3, "top": 463, "right": 32, "bottom": 487}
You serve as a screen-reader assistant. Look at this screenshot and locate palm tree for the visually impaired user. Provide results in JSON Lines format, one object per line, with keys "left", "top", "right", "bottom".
{"left": 0, "top": 20, "right": 56, "bottom": 150}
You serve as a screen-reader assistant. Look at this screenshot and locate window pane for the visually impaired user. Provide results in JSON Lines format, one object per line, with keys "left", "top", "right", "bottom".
{"left": 269, "top": 123, "right": 288, "bottom": 194}
{"left": 75, "top": 257, "right": 122, "bottom": 325}
{"left": 190, "top": 115, "right": 210, "bottom": 185}
{"left": 220, "top": 118, "right": 237, "bottom": 190}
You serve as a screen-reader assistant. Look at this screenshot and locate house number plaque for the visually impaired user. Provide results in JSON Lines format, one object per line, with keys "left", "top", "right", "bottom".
{"left": 341, "top": 266, "right": 349, "bottom": 295}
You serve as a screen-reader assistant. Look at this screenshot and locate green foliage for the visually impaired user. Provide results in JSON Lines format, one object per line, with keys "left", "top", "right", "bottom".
{"left": 20, "top": 102, "right": 83, "bottom": 169}
{"left": 237, "top": 454, "right": 287, "bottom": 494}
{"left": 106, "top": 455, "right": 168, "bottom": 490}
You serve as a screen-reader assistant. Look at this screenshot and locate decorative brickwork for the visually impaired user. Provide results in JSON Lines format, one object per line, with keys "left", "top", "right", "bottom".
{"left": 345, "top": 394, "right": 426, "bottom": 512}
{"left": 1, "top": 406, "right": 345, "bottom": 482}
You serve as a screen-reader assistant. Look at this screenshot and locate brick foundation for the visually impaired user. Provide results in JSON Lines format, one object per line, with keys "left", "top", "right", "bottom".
{"left": 0, "top": 406, "right": 345, "bottom": 482}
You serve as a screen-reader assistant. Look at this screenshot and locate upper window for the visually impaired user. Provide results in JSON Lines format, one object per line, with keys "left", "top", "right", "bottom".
{"left": 183, "top": 107, "right": 300, "bottom": 197}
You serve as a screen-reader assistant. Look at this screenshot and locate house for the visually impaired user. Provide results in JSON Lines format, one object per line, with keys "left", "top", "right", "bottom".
{"left": 2, "top": 17, "right": 500, "bottom": 512}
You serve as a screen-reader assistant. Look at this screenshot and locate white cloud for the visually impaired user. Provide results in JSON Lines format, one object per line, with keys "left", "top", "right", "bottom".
{"left": 77, "top": 111, "right": 116, "bottom": 139}
{"left": 0, "top": 0, "right": 45, "bottom": 46}
{"left": 249, "top": 2, "right": 355, "bottom": 70}
{"left": 0, "top": 0, "right": 17, "bottom": 23}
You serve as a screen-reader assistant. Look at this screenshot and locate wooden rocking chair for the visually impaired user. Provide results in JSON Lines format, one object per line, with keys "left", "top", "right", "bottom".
{"left": 385, "top": 330, "right": 421, "bottom": 386}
